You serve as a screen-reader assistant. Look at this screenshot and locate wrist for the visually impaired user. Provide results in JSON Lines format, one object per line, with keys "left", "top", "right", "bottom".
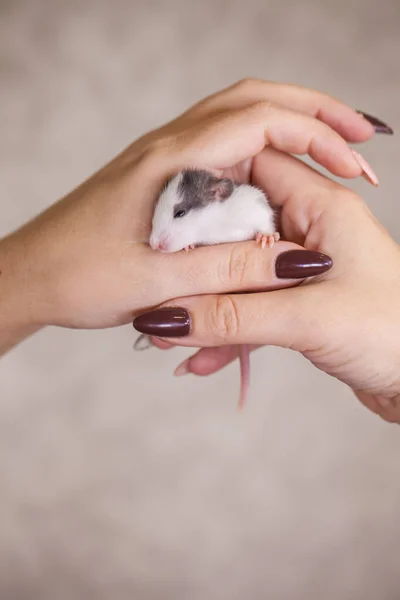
{"left": 0, "top": 232, "right": 44, "bottom": 356}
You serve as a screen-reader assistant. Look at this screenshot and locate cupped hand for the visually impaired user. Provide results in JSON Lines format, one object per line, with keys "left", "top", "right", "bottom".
{"left": 133, "top": 135, "right": 400, "bottom": 423}
{"left": 1, "top": 79, "right": 379, "bottom": 334}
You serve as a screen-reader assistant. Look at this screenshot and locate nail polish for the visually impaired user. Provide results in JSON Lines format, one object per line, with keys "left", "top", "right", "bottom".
{"left": 133, "top": 307, "right": 191, "bottom": 337}
{"left": 275, "top": 250, "right": 333, "bottom": 279}
{"left": 356, "top": 110, "right": 394, "bottom": 135}
{"left": 351, "top": 149, "right": 379, "bottom": 187}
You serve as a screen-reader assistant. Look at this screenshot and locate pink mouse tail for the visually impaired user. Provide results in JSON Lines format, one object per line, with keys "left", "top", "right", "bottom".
{"left": 238, "top": 344, "right": 250, "bottom": 411}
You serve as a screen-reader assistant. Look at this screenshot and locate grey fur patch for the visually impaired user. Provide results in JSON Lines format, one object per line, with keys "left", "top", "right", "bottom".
{"left": 174, "top": 169, "right": 235, "bottom": 217}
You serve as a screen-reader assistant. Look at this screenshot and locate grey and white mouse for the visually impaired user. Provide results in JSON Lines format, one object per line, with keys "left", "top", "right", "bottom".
{"left": 136, "top": 169, "right": 280, "bottom": 410}
{"left": 149, "top": 169, "right": 279, "bottom": 253}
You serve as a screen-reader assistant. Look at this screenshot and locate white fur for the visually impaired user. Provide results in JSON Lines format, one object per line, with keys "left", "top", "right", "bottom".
{"left": 150, "top": 173, "right": 276, "bottom": 253}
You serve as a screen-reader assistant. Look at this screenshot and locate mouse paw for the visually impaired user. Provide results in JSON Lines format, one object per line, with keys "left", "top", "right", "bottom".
{"left": 255, "top": 232, "right": 280, "bottom": 249}
{"left": 183, "top": 244, "right": 195, "bottom": 253}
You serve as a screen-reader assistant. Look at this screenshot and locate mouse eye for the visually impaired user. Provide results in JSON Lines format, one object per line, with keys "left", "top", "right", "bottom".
{"left": 174, "top": 209, "right": 186, "bottom": 219}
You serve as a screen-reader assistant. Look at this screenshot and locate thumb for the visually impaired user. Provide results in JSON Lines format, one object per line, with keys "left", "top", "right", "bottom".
{"left": 133, "top": 281, "right": 328, "bottom": 351}
{"left": 152, "top": 240, "right": 332, "bottom": 299}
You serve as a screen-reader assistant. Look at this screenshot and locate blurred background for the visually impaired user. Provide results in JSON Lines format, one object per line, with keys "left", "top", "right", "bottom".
{"left": 1, "top": 0, "right": 400, "bottom": 598}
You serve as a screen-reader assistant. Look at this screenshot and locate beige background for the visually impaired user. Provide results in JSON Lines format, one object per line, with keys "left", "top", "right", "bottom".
{"left": 1, "top": 1, "right": 400, "bottom": 598}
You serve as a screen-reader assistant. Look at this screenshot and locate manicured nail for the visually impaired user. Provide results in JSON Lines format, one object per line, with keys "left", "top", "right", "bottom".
{"left": 351, "top": 150, "right": 379, "bottom": 187}
{"left": 133, "top": 307, "right": 191, "bottom": 337}
{"left": 174, "top": 358, "right": 191, "bottom": 376}
{"left": 356, "top": 110, "right": 394, "bottom": 134}
{"left": 275, "top": 250, "right": 333, "bottom": 279}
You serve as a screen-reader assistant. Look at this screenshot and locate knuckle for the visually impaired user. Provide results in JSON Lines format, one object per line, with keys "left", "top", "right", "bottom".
{"left": 332, "top": 189, "right": 367, "bottom": 218}
{"left": 336, "top": 188, "right": 361, "bottom": 205}
{"left": 348, "top": 191, "right": 367, "bottom": 209}
{"left": 234, "top": 77, "right": 267, "bottom": 93}
{"left": 235, "top": 77, "right": 258, "bottom": 92}
{"left": 226, "top": 245, "right": 252, "bottom": 287}
{"left": 140, "top": 133, "right": 176, "bottom": 164}
{"left": 209, "top": 295, "right": 240, "bottom": 342}
{"left": 319, "top": 188, "right": 363, "bottom": 216}
{"left": 250, "top": 99, "right": 273, "bottom": 117}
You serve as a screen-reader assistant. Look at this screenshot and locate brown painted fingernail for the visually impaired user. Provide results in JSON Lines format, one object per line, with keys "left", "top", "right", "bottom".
{"left": 133, "top": 307, "right": 191, "bottom": 337}
{"left": 275, "top": 250, "right": 333, "bottom": 279}
{"left": 356, "top": 110, "right": 394, "bottom": 134}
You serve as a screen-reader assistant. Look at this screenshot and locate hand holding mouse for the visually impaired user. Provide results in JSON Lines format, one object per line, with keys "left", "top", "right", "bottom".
{"left": 0, "top": 79, "right": 385, "bottom": 359}
{"left": 134, "top": 137, "right": 400, "bottom": 423}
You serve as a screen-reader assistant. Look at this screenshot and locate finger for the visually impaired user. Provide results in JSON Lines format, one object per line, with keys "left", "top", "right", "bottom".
{"left": 150, "top": 337, "right": 174, "bottom": 350}
{"left": 250, "top": 147, "right": 367, "bottom": 246}
{"left": 133, "top": 283, "right": 328, "bottom": 351}
{"left": 354, "top": 390, "right": 400, "bottom": 424}
{"left": 222, "top": 144, "right": 342, "bottom": 205}
{"left": 174, "top": 345, "right": 261, "bottom": 377}
{"left": 251, "top": 145, "right": 338, "bottom": 206}
{"left": 187, "top": 79, "right": 376, "bottom": 143}
{"left": 170, "top": 102, "right": 377, "bottom": 183}
{"left": 149, "top": 240, "right": 333, "bottom": 301}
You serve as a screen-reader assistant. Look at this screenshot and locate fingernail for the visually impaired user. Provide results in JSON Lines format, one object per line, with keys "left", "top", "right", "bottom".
{"left": 356, "top": 110, "right": 394, "bottom": 134}
{"left": 174, "top": 358, "right": 191, "bottom": 376}
{"left": 275, "top": 250, "right": 333, "bottom": 279}
{"left": 133, "top": 307, "right": 191, "bottom": 337}
{"left": 351, "top": 149, "right": 379, "bottom": 187}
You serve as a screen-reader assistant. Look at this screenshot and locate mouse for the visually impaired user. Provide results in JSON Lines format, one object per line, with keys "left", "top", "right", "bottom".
{"left": 135, "top": 168, "right": 280, "bottom": 410}
{"left": 149, "top": 169, "right": 279, "bottom": 253}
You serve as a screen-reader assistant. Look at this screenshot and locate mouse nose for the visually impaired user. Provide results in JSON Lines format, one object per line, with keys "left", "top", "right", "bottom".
{"left": 150, "top": 233, "right": 170, "bottom": 252}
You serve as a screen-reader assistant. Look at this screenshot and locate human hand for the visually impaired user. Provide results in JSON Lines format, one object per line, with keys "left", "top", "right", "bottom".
{"left": 0, "top": 79, "right": 382, "bottom": 348}
{"left": 132, "top": 96, "right": 399, "bottom": 422}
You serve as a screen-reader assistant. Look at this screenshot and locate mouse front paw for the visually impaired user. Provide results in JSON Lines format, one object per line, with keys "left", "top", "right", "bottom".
{"left": 255, "top": 232, "right": 280, "bottom": 249}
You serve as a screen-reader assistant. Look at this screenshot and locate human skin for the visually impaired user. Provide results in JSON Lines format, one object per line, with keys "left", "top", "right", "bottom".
{"left": 1, "top": 79, "right": 396, "bottom": 422}
{"left": 139, "top": 156, "right": 400, "bottom": 423}
{"left": 144, "top": 83, "right": 400, "bottom": 424}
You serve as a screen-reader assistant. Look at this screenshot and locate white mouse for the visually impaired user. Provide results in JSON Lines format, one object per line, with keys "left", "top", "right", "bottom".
{"left": 149, "top": 169, "right": 279, "bottom": 253}
{"left": 136, "top": 169, "right": 280, "bottom": 410}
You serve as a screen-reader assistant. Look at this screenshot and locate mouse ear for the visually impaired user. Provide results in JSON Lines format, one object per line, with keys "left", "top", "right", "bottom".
{"left": 210, "top": 177, "right": 234, "bottom": 201}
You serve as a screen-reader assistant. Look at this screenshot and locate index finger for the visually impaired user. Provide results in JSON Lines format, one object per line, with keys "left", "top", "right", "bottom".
{"left": 167, "top": 102, "right": 377, "bottom": 183}
{"left": 185, "top": 78, "right": 379, "bottom": 143}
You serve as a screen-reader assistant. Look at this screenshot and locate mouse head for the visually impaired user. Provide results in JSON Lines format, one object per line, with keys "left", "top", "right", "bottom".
{"left": 149, "top": 169, "right": 235, "bottom": 252}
